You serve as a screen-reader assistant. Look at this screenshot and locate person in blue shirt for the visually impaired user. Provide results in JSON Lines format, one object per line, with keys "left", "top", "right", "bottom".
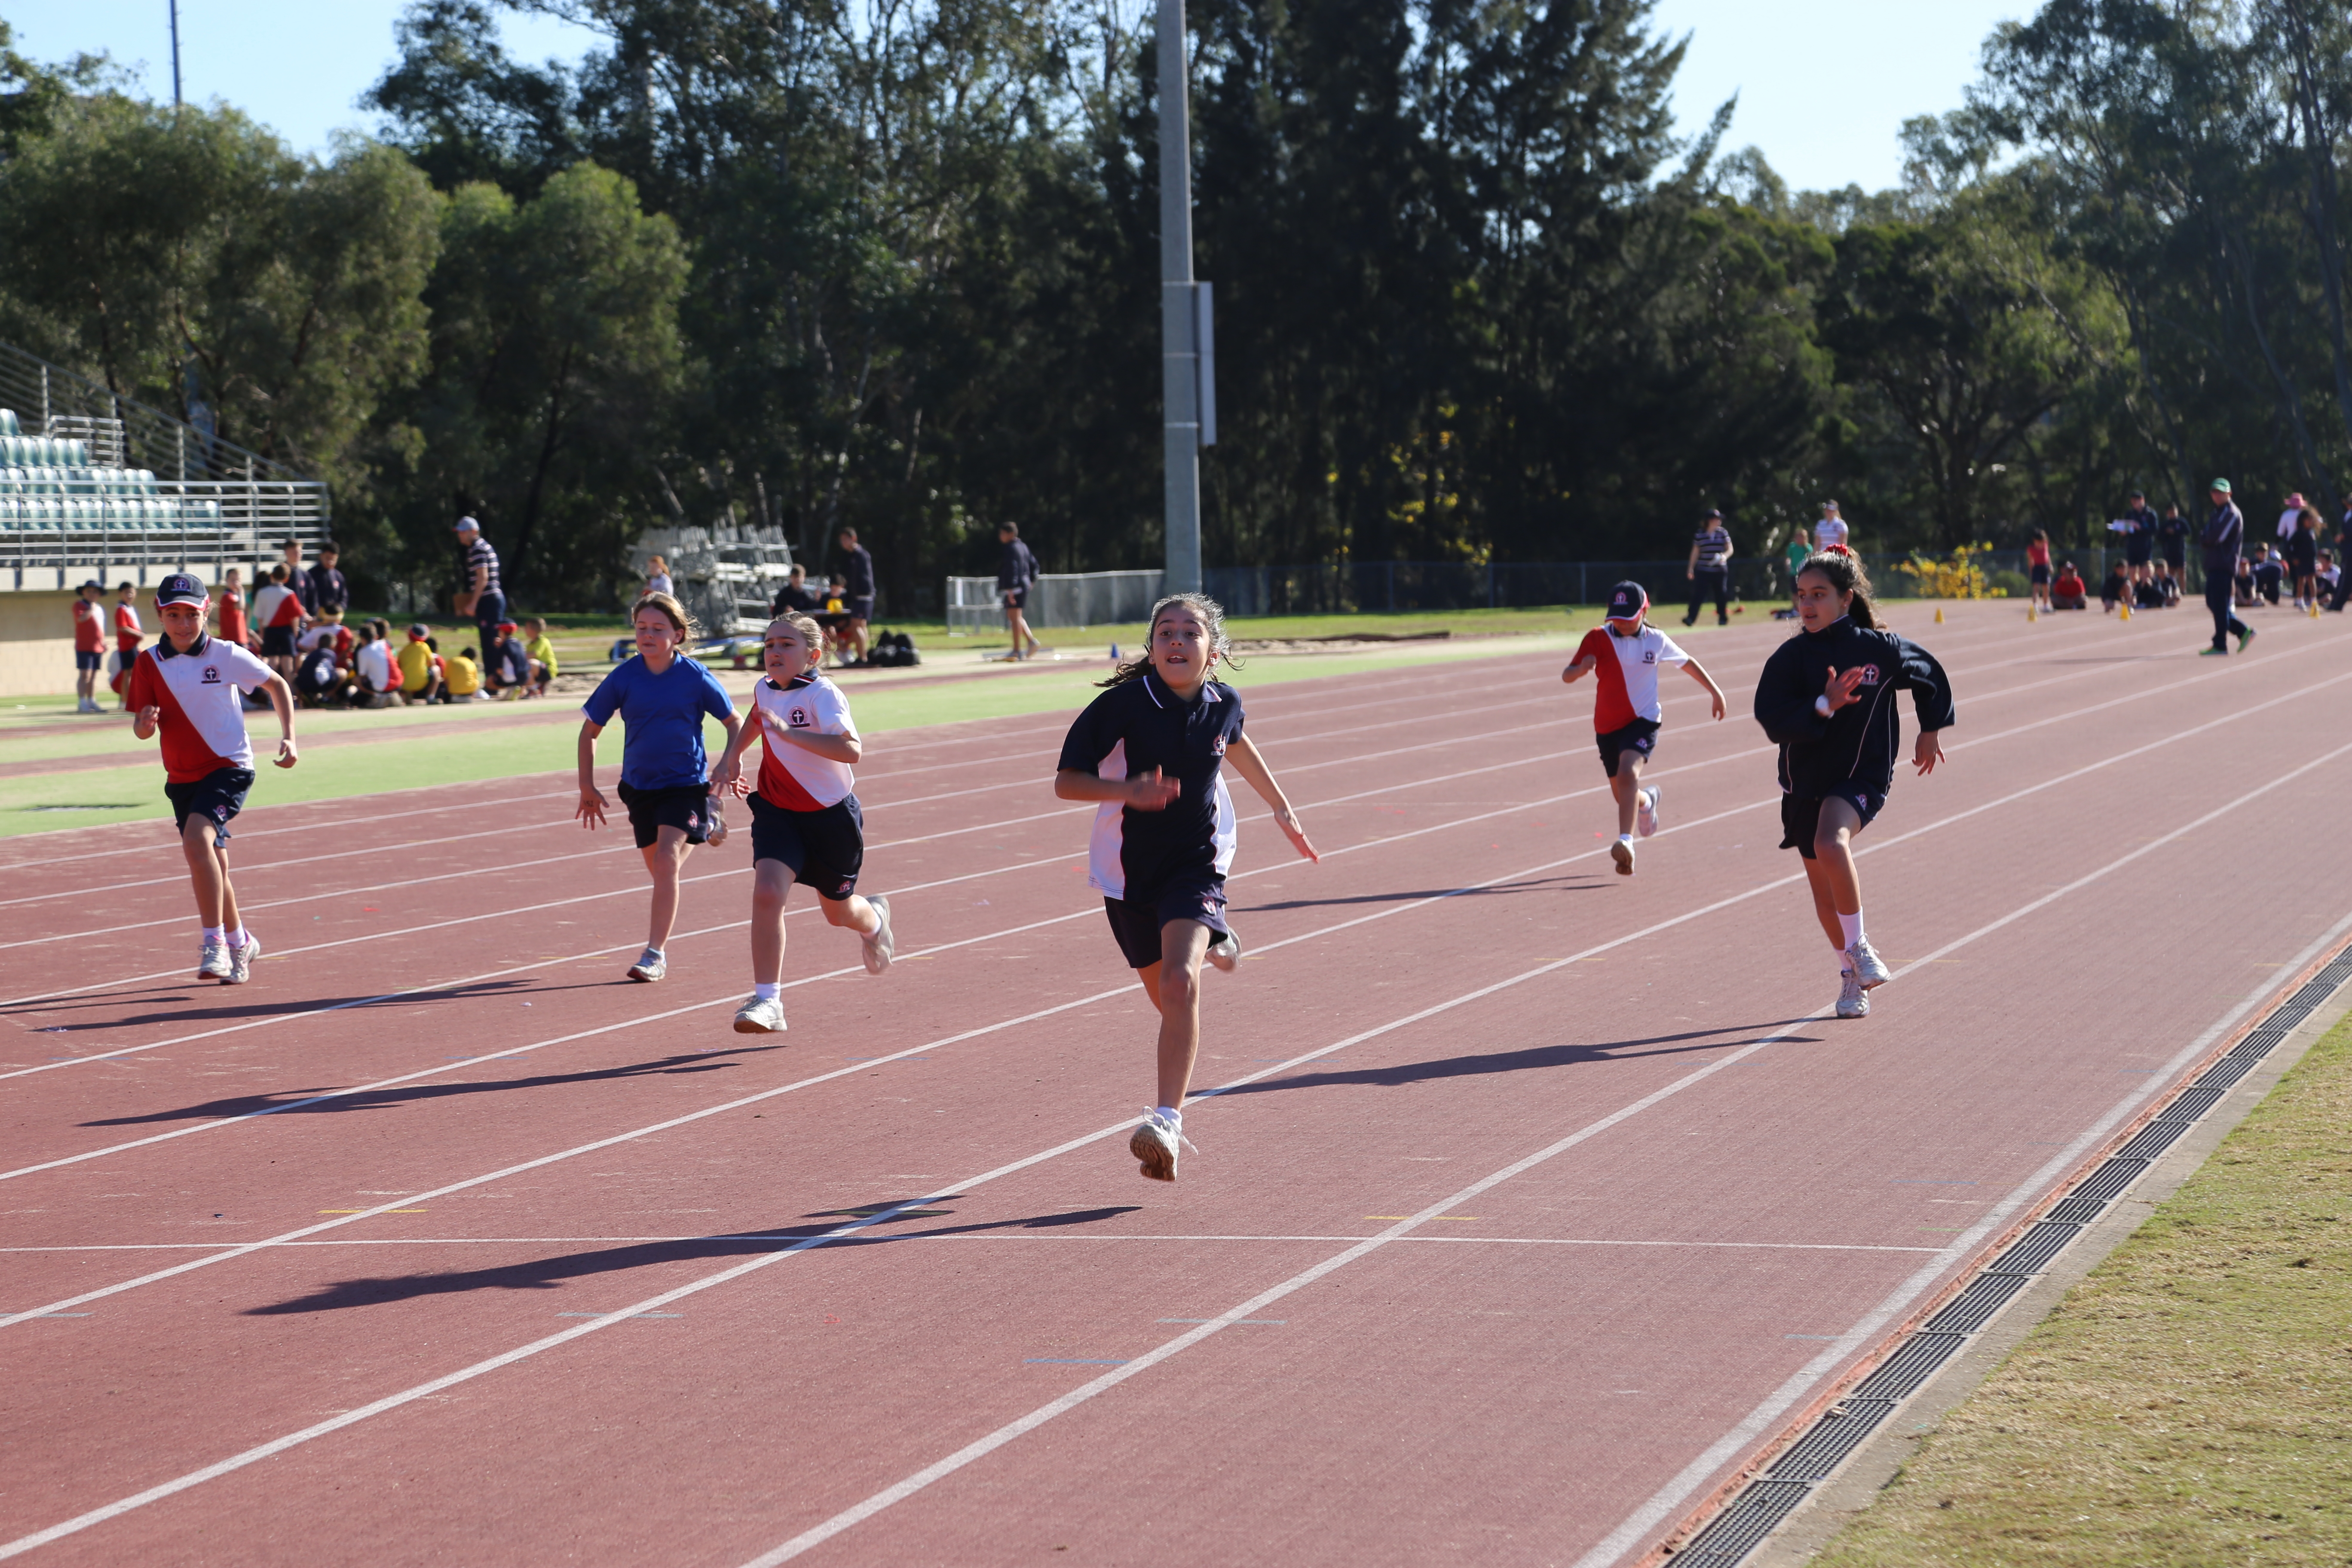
{"left": 577, "top": 592, "right": 743, "bottom": 982}
{"left": 1055, "top": 593, "right": 1320, "bottom": 1182}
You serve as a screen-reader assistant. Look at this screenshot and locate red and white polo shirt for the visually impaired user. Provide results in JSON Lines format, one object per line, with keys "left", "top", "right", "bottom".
{"left": 125, "top": 635, "right": 274, "bottom": 783}
{"left": 1573, "top": 623, "right": 1691, "bottom": 732}
{"left": 750, "top": 672, "right": 858, "bottom": 810}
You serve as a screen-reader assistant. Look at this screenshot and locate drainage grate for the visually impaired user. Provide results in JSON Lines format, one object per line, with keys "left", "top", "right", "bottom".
{"left": 2161, "top": 1084, "right": 2230, "bottom": 1119}
{"left": 1766, "top": 1400, "right": 1898, "bottom": 1479}
{"left": 2065, "top": 1157, "right": 2149, "bottom": 1205}
{"left": 1925, "top": 1271, "right": 2031, "bottom": 1333}
{"left": 2195, "top": 1054, "right": 2257, "bottom": 1091}
{"left": 2230, "top": 1024, "right": 2291, "bottom": 1058}
{"left": 1851, "top": 1333, "right": 1967, "bottom": 1400}
{"left": 2043, "top": 1196, "right": 2106, "bottom": 1224}
{"left": 1673, "top": 1480, "right": 1816, "bottom": 1566}
{"left": 2116, "top": 1119, "right": 2196, "bottom": 1161}
{"left": 1987, "top": 1222, "right": 2079, "bottom": 1276}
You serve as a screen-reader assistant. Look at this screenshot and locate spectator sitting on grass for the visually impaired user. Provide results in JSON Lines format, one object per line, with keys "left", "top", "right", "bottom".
{"left": 485, "top": 622, "right": 530, "bottom": 698}
{"left": 445, "top": 645, "right": 484, "bottom": 701}
{"left": 523, "top": 617, "right": 557, "bottom": 696}
{"left": 2234, "top": 552, "right": 2258, "bottom": 606}
{"left": 2319, "top": 550, "right": 2341, "bottom": 604}
{"left": 2251, "top": 542, "right": 2284, "bottom": 605}
{"left": 350, "top": 624, "right": 400, "bottom": 707}
{"left": 2101, "top": 560, "right": 2133, "bottom": 613}
{"left": 2147, "top": 560, "right": 2181, "bottom": 606}
{"left": 2051, "top": 563, "right": 2088, "bottom": 609}
{"left": 397, "top": 624, "right": 444, "bottom": 704}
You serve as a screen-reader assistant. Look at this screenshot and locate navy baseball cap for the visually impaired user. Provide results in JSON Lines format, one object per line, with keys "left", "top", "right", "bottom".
{"left": 153, "top": 573, "right": 207, "bottom": 607}
{"left": 1606, "top": 582, "right": 1648, "bottom": 620}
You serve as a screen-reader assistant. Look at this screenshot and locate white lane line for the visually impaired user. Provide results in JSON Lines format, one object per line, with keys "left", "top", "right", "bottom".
{"left": 732, "top": 732, "right": 2352, "bottom": 1568}
{"left": 0, "top": 1234, "right": 1950, "bottom": 1254}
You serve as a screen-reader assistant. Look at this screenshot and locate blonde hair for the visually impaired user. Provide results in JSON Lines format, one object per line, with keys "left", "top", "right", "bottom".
{"left": 1100, "top": 593, "right": 1237, "bottom": 686}
{"left": 767, "top": 611, "right": 824, "bottom": 658}
{"left": 631, "top": 591, "right": 699, "bottom": 641}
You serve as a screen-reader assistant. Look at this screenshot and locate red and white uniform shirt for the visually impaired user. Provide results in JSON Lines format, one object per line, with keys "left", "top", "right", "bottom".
{"left": 72, "top": 599, "right": 104, "bottom": 653}
{"left": 750, "top": 672, "right": 857, "bottom": 810}
{"left": 253, "top": 582, "right": 303, "bottom": 631}
{"left": 113, "top": 600, "right": 142, "bottom": 652}
{"left": 125, "top": 635, "right": 273, "bottom": 783}
{"left": 1573, "top": 623, "right": 1690, "bottom": 732}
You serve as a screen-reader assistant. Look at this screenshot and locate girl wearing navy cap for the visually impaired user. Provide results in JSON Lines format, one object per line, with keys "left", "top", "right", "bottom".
{"left": 1562, "top": 582, "right": 1727, "bottom": 876}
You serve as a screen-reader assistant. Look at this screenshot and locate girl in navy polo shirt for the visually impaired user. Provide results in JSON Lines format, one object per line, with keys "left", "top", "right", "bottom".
{"left": 578, "top": 592, "right": 743, "bottom": 982}
{"left": 1055, "top": 594, "right": 1319, "bottom": 1182}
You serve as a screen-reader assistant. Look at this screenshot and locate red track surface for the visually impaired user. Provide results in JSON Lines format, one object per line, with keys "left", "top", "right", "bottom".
{"left": 3, "top": 602, "right": 2349, "bottom": 1566}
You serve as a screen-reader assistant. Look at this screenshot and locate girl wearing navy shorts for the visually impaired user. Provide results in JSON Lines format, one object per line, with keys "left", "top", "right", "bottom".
{"left": 577, "top": 592, "right": 743, "bottom": 982}
{"left": 1562, "top": 580, "right": 1727, "bottom": 876}
{"left": 1055, "top": 594, "right": 1318, "bottom": 1181}
{"left": 2027, "top": 529, "right": 2052, "bottom": 614}
{"left": 713, "top": 612, "right": 896, "bottom": 1033}
{"left": 1753, "top": 550, "right": 1955, "bottom": 1019}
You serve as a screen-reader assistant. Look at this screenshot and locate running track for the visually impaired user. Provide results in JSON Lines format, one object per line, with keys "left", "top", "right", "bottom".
{"left": 3, "top": 602, "right": 2348, "bottom": 1566}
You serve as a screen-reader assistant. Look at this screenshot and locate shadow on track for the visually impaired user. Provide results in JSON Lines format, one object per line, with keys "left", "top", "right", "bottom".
{"left": 245, "top": 1204, "right": 1144, "bottom": 1314}
{"left": 80, "top": 1045, "right": 783, "bottom": 1126}
{"left": 19, "top": 978, "right": 615, "bottom": 1032}
{"left": 1242, "top": 874, "right": 1605, "bottom": 912}
{"left": 1210, "top": 1019, "right": 1819, "bottom": 1096}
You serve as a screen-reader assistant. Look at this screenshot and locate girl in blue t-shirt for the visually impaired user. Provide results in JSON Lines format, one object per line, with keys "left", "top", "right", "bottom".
{"left": 578, "top": 593, "right": 742, "bottom": 982}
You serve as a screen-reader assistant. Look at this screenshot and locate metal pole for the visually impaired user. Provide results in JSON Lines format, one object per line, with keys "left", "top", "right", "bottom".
{"left": 170, "top": 0, "right": 183, "bottom": 107}
{"left": 1157, "top": 0, "right": 1201, "bottom": 594}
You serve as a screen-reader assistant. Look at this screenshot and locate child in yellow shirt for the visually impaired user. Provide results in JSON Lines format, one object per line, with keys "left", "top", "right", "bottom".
{"left": 523, "top": 616, "right": 558, "bottom": 697}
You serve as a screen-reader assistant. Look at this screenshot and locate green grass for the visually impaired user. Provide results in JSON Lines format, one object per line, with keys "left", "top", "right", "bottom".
{"left": 0, "top": 612, "right": 1596, "bottom": 837}
{"left": 1814, "top": 1011, "right": 2352, "bottom": 1567}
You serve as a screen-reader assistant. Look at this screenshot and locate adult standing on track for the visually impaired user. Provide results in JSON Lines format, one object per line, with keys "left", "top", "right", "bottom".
{"left": 997, "top": 520, "right": 1042, "bottom": 659}
{"left": 454, "top": 516, "right": 505, "bottom": 658}
{"left": 1812, "top": 500, "right": 1849, "bottom": 552}
{"left": 1685, "top": 508, "right": 1733, "bottom": 628}
{"left": 2120, "top": 488, "right": 2158, "bottom": 584}
{"left": 2199, "top": 480, "right": 2254, "bottom": 656}
{"left": 833, "top": 526, "right": 875, "bottom": 667}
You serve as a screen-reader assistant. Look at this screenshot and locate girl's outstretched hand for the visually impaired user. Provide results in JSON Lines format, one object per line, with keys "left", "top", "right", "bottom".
{"left": 1124, "top": 767, "right": 1181, "bottom": 810}
{"left": 1822, "top": 664, "right": 1867, "bottom": 711}
{"left": 1913, "top": 729, "right": 1947, "bottom": 776}
{"left": 1275, "top": 807, "right": 1320, "bottom": 862}
{"left": 577, "top": 788, "right": 609, "bottom": 830}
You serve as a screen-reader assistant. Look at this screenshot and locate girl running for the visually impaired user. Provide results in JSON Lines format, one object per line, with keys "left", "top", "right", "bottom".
{"left": 713, "top": 612, "right": 896, "bottom": 1034}
{"left": 1562, "top": 581, "right": 1727, "bottom": 876}
{"left": 1753, "top": 549, "right": 1955, "bottom": 1019}
{"left": 1054, "top": 594, "right": 1318, "bottom": 1182}
{"left": 577, "top": 592, "right": 742, "bottom": 983}
{"left": 2026, "top": 529, "right": 2052, "bottom": 614}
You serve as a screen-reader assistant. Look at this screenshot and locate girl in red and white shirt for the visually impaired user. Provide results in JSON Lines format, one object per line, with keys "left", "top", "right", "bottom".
{"left": 1562, "top": 581, "right": 1728, "bottom": 877}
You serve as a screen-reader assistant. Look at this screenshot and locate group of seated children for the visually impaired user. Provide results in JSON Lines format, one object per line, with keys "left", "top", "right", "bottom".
{"left": 2048, "top": 558, "right": 2183, "bottom": 612}
{"left": 281, "top": 616, "right": 557, "bottom": 707}
{"left": 2234, "top": 542, "right": 2337, "bottom": 609}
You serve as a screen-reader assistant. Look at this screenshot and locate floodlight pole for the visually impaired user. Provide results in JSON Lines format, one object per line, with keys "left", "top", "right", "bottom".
{"left": 1157, "top": 0, "right": 1201, "bottom": 594}
{"left": 169, "top": 0, "right": 183, "bottom": 107}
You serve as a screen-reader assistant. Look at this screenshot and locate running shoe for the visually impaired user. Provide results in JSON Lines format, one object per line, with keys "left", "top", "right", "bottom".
{"left": 2199, "top": 646, "right": 2228, "bottom": 656}
{"left": 1847, "top": 936, "right": 1893, "bottom": 989}
{"left": 225, "top": 933, "right": 260, "bottom": 986}
{"left": 197, "top": 936, "right": 232, "bottom": 981}
{"left": 1835, "top": 971, "right": 1869, "bottom": 1019}
{"left": 862, "top": 894, "right": 894, "bottom": 976}
{"left": 1610, "top": 838, "right": 1635, "bottom": 876}
{"left": 2237, "top": 626, "right": 2257, "bottom": 652}
{"left": 1206, "top": 929, "right": 1242, "bottom": 972}
{"left": 627, "top": 948, "right": 666, "bottom": 983}
{"left": 732, "top": 995, "right": 787, "bottom": 1034}
{"left": 1130, "top": 1109, "right": 1190, "bottom": 1182}
{"left": 705, "top": 814, "right": 729, "bottom": 849}
{"left": 1636, "top": 785, "right": 1661, "bottom": 839}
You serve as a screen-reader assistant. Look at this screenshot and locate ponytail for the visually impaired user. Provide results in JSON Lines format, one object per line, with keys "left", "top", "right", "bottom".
{"left": 1795, "top": 545, "right": 1881, "bottom": 630}
{"left": 1099, "top": 593, "right": 1240, "bottom": 686}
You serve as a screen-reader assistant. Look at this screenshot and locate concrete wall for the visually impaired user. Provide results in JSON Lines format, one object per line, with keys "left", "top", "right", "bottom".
{"left": 0, "top": 589, "right": 86, "bottom": 697}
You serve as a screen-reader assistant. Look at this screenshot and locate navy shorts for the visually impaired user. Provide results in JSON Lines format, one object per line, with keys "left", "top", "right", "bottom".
{"left": 617, "top": 781, "right": 714, "bottom": 849}
{"left": 165, "top": 766, "right": 255, "bottom": 848}
{"left": 1781, "top": 785, "right": 1885, "bottom": 858}
{"left": 1102, "top": 874, "right": 1230, "bottom": 970}
{"left": 2126, "top": 537, "right": 2153, "bottom": 565}
{"left": 1596, "top": 718, "right": 1660, "bottom": 778}
{"left": 1004, "top": 586, "right": 1029, "bottom": 610}
{"left": 2029, "top": 563, "right": 2051, "bottom": 586}
{"left": 847, "top": 596, "right": 874, "bottom": 622}
{"left": 76, "top": 649, "right": 102, "bottom": 671}
{"left": 748, "top": 793, "right": 864, "bottom": 900}
{"left": 259, "top": 625, "right": 296, "bottom": 658}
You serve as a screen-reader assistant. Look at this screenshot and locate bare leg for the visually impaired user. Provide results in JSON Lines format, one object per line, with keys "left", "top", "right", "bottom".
{"left": 750, "top": 860, "right": 793, "bottom": 984}
{"left": 818, "top": 891, "right": 881, "bottom": 937}
{"left": 1610, "top": 754, "right": 1644, "bottom": 836}
{"left": 640, "top": 827, "right": 694, "bottom": 951}
{"left": 181, "top": 817, "right": 229, "bottom": 928}
{"left": 1810, "top": 796, "right": 1865, "bottom": 924}
{"left": 1008, "top": 604, "right": 1039, "bottom": 656}
{"left": 1799, "top": 855, "right": 1845, "bottom": 956}
{"left": 1138, "top": 920, "right": 1213, "bottom": 1110}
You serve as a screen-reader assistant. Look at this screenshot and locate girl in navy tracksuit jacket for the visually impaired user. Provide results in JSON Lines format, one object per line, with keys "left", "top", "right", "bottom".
{"left": 1753, "top": 549, "right": 1956, "bottom": 1019}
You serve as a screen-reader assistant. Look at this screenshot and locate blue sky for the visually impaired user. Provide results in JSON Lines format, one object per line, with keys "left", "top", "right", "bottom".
{"left": 7, "top": 0, "right": 2025, "bottom": 192}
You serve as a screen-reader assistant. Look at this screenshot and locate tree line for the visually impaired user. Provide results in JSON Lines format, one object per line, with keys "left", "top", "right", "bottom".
{"left": 0, "top": 0, "right": 2341, "bottom": 613}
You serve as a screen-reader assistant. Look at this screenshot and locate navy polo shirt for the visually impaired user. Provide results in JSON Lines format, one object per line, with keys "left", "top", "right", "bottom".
{"left": 1057, "top": 671, "right": 1244, "bottom": 900}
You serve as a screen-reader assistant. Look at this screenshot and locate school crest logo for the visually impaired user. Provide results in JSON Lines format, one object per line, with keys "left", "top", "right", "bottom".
{"left": 1210, "top": 735, "right": 1227, "bottom": 757}
{"left": 1854, "top": 664, "right": 1882, "bottom": 686}
{"left": 1642, "top": 649, "right": 1658, "bottom": 665}
{"left": 201, "top": 665, "right": 220, "bottom": 684}
{"left": 788, "top": 706, "right": 810, "bottom": 727}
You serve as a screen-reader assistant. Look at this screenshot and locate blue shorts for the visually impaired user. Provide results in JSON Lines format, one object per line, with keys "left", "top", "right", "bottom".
{"left": 1103, "top": 874, "right": 1230, "bottom": 969}
{"left": 748, "top": 793, "right": 864, "bottom": 900}
{"left": 1596, "top": 719, "right": 1660, "bottom": 778}
{"left": 1781, "top": 785, "right": 1884, "bottom": 858}
{"left": 165, "top": 766, "right": 255, "bottom": 848}
{"left": 76, "top": 649, "right": 102, "bottom": 671}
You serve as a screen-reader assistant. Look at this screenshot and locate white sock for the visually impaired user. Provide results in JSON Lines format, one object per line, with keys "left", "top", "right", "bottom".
{"left": 1838, "top": 911, "right": 1865, "bottom": 950}
{"left": 753, "top": 983, "right": 779, "bottom": 1001}
{"left": 1156, "top": 1105, "right": 1182, "bottom": 1127}
{"left": 645, "top": 946, "right": 664, "bottom": 961}
{"left": 1618, "top": 832, "right": 1635, "bottom": 844}
{"left": 227, "top": 927, "right": 249, "bottom": 949}
{"left": 202, "top": 925, "right": 223, "bottom": 943}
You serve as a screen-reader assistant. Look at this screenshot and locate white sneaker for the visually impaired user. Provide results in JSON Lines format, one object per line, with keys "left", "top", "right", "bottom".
{"left": 225, "top": 932, "right": 260, "bottom": 985}
{"left": 1206, "top": 929, "right": 1241, "bottom": 971}
{"left": 732, "top": 995, "right": 787, "bottom": 1033}
{"left": 197, "top": 936, "right": 232, "bottom": 981}
{"left": 1636, "top": 785, "right": 1661, "bottom": 838}
{"left": 1846, "top": 937, "right": 1893, "bottom": 989}
{"left": 627, "top": 948, "right": 666, "bottom": 983}
{"left": 861, "top": 894, "right": 894, "bottom": 975}
{"left": 1610, "top": 838, "right": 1635, "bottom": 876}
{"left": 705, "top": 814, "right": 729, "bottom": 849}
{"left": 1836, "top": 971, "right": 1869, "bottom": 1018}
{"left": 1130, "top": 1109, "right": 1189, "bottom": 1182}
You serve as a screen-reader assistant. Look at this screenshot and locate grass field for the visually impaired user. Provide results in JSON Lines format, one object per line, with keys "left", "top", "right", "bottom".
{"left": 1814, "top": 1013, "right": 2352, "bottom": 1567}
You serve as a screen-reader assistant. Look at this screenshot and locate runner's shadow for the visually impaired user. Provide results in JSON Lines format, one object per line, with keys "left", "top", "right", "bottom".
{"left": 245, "top": 1204, "right": 1144, "bottom": 1314}
{"left": 1211, "top": 1020, "right": 1819, "bottom": 1096}
{"left": 1245, "top": 875, "right": 1603, "bottom": 912}
{"left": 44, "top": 979, "right": 542, "bottom": 1031}
{"left": 82, "top": 1046, "right": 782, "bottom": 1125}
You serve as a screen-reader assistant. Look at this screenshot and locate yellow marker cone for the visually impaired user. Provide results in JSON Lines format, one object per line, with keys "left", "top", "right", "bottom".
{"left": 1934, "top": 606, "right": 1945, "bottom": 624}
{"left": 2027, "top": 601, "right": 2038, "bottom": 623}
{"left": 2312, "top": 602, "right": 2323, "bottom": 619}
{"left": 2119, "top": 600, "right": 2132, "bottom": 621}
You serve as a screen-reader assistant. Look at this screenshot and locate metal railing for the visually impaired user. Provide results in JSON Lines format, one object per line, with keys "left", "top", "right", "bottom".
{"left": 947, "top": 569, "right": 1166, "bottom": 631}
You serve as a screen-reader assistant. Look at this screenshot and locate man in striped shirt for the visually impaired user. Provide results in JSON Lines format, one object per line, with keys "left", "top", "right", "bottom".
{"left": 1685, "top": 508, "right": 1733, "bottom": 627}
{"left": 455, "top": 516, "right": 506, "bottom": 656}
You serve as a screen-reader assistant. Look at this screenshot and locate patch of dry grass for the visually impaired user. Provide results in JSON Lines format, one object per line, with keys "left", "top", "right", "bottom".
{"left": 1813, "top": 1011, "right": 2352, "bottom": 1567}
